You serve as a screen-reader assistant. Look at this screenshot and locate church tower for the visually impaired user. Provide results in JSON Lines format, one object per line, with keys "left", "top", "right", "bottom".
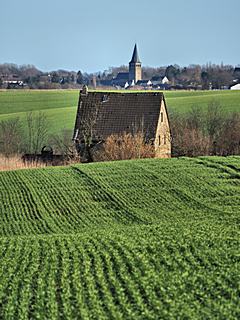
{"left": 129, "top": 44, "right": 142, "bottom": 84}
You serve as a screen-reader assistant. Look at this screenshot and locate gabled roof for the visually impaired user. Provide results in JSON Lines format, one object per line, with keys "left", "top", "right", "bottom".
{"left": 74, "top": 91, "right": 165, "bottom": 142}
{"left": 129, "top": 44, "right": 141, "bottom": 64}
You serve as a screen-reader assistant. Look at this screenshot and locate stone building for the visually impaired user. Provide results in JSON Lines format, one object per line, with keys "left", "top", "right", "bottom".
{"left": 73, "top": 87, "right": 171, "bottom": 160}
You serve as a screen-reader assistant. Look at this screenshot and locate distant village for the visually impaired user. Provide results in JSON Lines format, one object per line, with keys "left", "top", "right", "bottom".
{"left": 0, "top": 45, "right": 240, "bottom": 90}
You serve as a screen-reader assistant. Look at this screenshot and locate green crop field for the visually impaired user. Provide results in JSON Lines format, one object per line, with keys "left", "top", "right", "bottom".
{"left": 0, "top": 89, "right": 239, "bottom": 134}
{"left": 0, "top": 90, "right": 79, "bottom": 134}
{"left": 0, "top": 157, "right": 239, "bottom": 319}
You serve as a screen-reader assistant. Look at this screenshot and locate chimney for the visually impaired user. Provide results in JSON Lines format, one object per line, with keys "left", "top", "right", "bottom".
{"left": 81, "top": 85, "right": 88, "bottom": 95}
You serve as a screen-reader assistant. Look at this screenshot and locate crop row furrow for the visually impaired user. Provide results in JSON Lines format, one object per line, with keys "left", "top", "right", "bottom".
{"left": 82, "top": 239, "right": 122, "bottom": 319}
{"left": 36, "top": 168, "right": 110, "bottom": 229}
{"left": 0, "top": 241, "right": 31, "bottom": 319}
{"left": 74, "top": 166, "right": 147, "bottom": 225}
{"left": 28, "top": 170, "right": 84, "bottom": 231}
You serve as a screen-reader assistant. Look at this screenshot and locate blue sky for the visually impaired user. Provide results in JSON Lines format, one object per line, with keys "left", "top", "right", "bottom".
{"left": 0, "top": 0, "right": 239, "bottom": 72}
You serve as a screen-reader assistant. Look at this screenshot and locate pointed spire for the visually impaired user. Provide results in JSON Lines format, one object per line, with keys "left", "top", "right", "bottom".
{"left": 129, "top": 44, "right": 141, "bottom": 63}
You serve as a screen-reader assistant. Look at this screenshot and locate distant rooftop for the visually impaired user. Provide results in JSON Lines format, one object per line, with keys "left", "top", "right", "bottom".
{"left": 115, "top": 72, "right": 129, "bottom": 80}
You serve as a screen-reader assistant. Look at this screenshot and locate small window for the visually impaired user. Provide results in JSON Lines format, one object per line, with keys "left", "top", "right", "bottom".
{"left": 164, "top": 135, "right": 167, "bottom": 145}
{"left": 158, "top": 135, "right": 161, "bottom": 146}
{"left": 101, "top": 94, "right": 109, "bottom": 103}
{"left": 150, "top": 138, "right": 154, "bottom": 146}
{"left": 160, "top": 112, "right": 163, "bottom": 122}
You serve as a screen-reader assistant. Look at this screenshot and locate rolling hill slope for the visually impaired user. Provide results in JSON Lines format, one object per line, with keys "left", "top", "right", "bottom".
{"left": 0, "top": 157, "right": 239, "bottom": 319}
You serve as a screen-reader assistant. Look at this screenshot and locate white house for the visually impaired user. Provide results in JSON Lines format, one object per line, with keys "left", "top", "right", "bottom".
{"left": 162, "top": 76, "right": 169, "bottom": 84}
{"left": 230, "top": 83, "right": 240, "bottom": 90}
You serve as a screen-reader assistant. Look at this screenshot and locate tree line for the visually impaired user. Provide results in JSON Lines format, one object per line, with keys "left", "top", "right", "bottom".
{"left": 0, "top": 63, "right": 239, "bottom": 90}
{"left": 0, "top": 64, "right": 87, "bottom": 89}
{"left": 170, "top": 102, "right": 240, "bottom": 157}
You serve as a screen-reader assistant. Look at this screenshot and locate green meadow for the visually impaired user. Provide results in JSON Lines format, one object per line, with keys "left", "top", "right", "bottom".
{"left": 0, "top": 89, "right": 239, "bottom": 133}
{"left": 166, "top": 90, "right": 240, "bottom": 113}
{"left": 0, "top": 90, "right": 79, "bottom": 133}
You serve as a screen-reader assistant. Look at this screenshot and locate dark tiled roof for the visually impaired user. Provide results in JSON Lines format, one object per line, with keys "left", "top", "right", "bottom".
{"left": 234, "top": 67, "right": 240, "bottom": 73}
{"left": 115, "top": 72, "right": 129, "bottom": 80}
{"left": 74, "top": 91, "right": 164, "bottom": 141}
{"left": 151, "top": 75, "right": 164, "bottom": 81}
{"left": 233, "top": 67, "right": 240, "bottom": 78}
{"left": 136, "top": 80, "right": 152, "bottom": 85}
{"left": 129, "top": 44, "right": 141, "bottom": 64}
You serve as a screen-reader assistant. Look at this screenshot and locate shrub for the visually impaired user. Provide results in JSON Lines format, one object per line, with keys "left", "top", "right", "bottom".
{"left": 93, "top": 132, "right": 155, "bottom": 161}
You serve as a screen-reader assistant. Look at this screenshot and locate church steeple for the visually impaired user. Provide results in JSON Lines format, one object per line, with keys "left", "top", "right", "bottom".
{"left": 129, "top": 44, "right": 141, "bottom": 64}
{"left": 129, "top": 44, "right": 142, "bottom": 84}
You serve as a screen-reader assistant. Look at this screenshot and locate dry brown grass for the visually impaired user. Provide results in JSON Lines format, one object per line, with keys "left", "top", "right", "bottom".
{"left": 0, "top": 154, "right": 82, "bottom": 171}
{"left": 0, "top": 155, "right": 47, "bottom": 172}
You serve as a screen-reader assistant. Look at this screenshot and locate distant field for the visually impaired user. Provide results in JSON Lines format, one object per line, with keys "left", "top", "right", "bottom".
{"left": 166, "top": 90, "right": 240, "bottom": 113}
{"left": 0, "top": 89, "right": 239, "bottom": 133}
{"left": 0, "top": 90, "right": 79, "bottom": 133}
{"left": 0, "top": 157, "right": 239, "bottom": 318}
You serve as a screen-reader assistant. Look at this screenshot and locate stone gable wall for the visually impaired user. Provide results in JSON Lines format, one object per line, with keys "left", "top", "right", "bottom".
{"left": 154, "top": 100, "right": 171, "bottom": 158}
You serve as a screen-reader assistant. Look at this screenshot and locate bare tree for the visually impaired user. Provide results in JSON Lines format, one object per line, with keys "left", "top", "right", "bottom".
{"left": 170, "top": 101, "right": 240, "bottom": 157}
{"left": 170, "top": 112, "right": 210, "bottom": 157}
{"left": 217, "top": 113, "right": 240, "bottom": 155}
{"left": 0, "top": 118, "right": 24, "bottom": 157}
{"left": 206, "top": 101, "right": 223, "bottom": 138}
{"left": 49, "top": 129, "right": 79, "bottom": 161}
{"left": 25, "top": 112, "right": 48, "bottom": 154}
{"left": 205, "top": 101, "right": 224, "bottom": 155}
{"left": 77, "top": 100, "right": 102, "bottom": 162}
{"left": 187, "top": 105, "right": 204, "bottom": 131}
